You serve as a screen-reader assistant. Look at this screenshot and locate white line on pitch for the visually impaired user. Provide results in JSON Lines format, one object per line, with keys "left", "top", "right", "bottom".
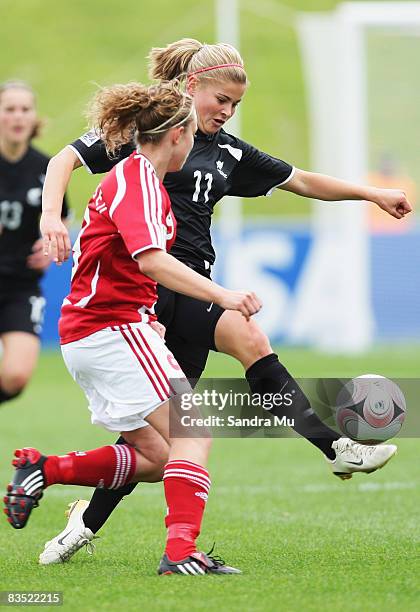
{"left": 35, "top": 480, "right": 418, "bottom": 501}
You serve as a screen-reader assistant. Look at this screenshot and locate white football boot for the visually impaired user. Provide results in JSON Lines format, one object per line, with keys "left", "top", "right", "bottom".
{"left": 39, "top": 499, "right": 97, "bottom": 565}
{"left": 326, "top": 438, "right": 397, "bottom": 480}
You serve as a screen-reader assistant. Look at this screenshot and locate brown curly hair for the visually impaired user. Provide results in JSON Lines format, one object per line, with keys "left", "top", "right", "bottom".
{"left": 87, "top": 80, "right": 194, "bottom": 156}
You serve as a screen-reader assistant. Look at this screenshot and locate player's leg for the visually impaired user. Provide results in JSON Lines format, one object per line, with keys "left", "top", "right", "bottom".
{"left": 115, "top": 319, "right": 238, "bottom": 573}
{"left": 0, "top": 289, "right": 44, "bottom": 404}
{"left": 167, "top": 291, "right": 339, "bottom": 457}
{"left": 0, "top": 286, "right": 45, "bottom": 404}
{"left": 144, "top": 400, "right": 240, "bottom": 575}
{"left": 6, "top": 324, "right": 168, "bottom": 515}
{"left": 0, "top": 332, "right": 40, "bottom": 403}
{"left": 38, "top": 363, "right": 201, "bottom": 566}
{"left": 73, "top": 335, "right": 208, "bottom": 538}
{"left": 36, "top": 322, "right": 211, "bottom": 567}
{"left": 37, "top": 423, "right": 170, "bottom": 565}
{"left": 80, "top": 424, "right": 169, "bottom": 533}
{"left": 31, "top": 398, "right": 238, "bottom": 574}
{"left": 38, "top": 336, "right": 210, "bottom": 563}
{"left": 69, "top": 286, "right": 186, "bottom": 536}
{"left": 215, "top": 310, "right": 340, "bottom": 456}
{"left": 4, "top": 442, "right": 138, "bottom": 529}
{"left": 142, "top": 293, "right": 396, "bottom": 479}
{"left": 15, "top": 343, "right": 235, "bottom": 575}
{"left": 214, "top": 310, "right": 398, "bottom": 475}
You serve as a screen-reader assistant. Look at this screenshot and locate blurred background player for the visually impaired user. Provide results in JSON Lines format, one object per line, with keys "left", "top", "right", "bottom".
{"left": 5, "top": 80, "right": 262, "bottom": 575}
{"left": 38, "top": 39, "right": 409, "bottom": 564}
{"left": 0, "top": 80, "right": 70, "bottom": 407}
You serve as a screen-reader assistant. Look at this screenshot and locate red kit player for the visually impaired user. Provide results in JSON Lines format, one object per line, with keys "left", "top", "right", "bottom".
{"left": 4, "top": 80, "right": 261, "bottom": 575}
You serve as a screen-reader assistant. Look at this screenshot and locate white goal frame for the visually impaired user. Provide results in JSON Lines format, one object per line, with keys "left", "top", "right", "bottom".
{"left": 295, "top": 2, "right": 420, "bottom": 352}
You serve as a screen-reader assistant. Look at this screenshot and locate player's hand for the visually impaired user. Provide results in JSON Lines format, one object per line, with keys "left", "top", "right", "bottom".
{"left": 27, "top": 238, "right": 52, "bottom": 271}
{"left": 150, "top": 320, "right": 166, "bottom": 340}
{"left": 219, "top": 290, "right": 262, "bottom": 320}
{"left": 374, "top": 188, "right": 412, "bottom": 219}
{"left": 40, "top": 212, "right": 72, "bottom": 264}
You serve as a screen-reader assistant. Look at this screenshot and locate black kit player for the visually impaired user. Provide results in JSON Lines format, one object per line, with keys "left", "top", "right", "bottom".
{"left": 37, "top": 40, "right": 410, "bottom": 564}
{"left": 0, "top": 81, "right": 69, "bottom": 407}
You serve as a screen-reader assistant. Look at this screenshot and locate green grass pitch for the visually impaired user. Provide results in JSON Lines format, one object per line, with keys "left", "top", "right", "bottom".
{"left": 1, "top": 0, "right": 420, "bottom": 608}
{"left": 0, "top": 347, "right": 419, "bottom": 611}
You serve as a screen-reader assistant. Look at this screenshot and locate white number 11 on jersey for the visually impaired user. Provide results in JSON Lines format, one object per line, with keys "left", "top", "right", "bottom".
{"left": 192, "top": 170, "right": 213, "bottom": 203}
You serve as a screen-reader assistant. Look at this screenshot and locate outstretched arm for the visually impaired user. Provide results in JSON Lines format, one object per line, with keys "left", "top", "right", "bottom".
{"left": 41, "top": 147, "right": 81, "bottom": 263}
{"left": 280, "top": 168, "right": 412, "bottom": 219}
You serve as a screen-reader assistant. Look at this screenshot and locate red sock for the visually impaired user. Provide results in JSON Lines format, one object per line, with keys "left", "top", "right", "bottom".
{"left": 43, "top": 445, "right": 136, "bottom": 489}
{"left": 163, "top": 460, "right": 211, "bottom": 562}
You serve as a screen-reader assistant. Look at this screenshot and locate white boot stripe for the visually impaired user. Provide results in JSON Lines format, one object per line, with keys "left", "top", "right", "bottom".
{"left": 191, "top": 561, "right": 205, "bottom": 574}
{"left": 26, "top": 478, "right": 44, "bottom": 496}
{"left": 23, "top": 475, "right": 43, "bottom": 492}
{"left": 20, "top": 469, "right": 42, "bottom": 488}
{"left": 184, "top": 563, "right": 197, "bottom": 575}
{"left": 24, "top": 473, "right": 43, "bottom": 486}
{"left": 177, "top": 564, "right": 189, "bottom": 575}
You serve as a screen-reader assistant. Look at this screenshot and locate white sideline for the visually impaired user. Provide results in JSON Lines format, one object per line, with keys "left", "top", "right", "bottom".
{"left": 42, "top": 480, "right": 418, "bottom": 500}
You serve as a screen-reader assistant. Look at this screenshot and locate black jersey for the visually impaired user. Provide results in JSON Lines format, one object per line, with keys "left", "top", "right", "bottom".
{"left": 69, "top": 129, "right": 294, "bottom": 267}
{"left": 0, "top": 146, "right": 70, "bottom": 287}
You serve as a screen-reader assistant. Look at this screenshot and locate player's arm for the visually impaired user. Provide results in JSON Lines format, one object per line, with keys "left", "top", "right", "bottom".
{"left": 41, "top": 134, "right": 133, "bottom": 263}
{"left": 40, "top": 147, "right": 80, "bottom": 263}
{"left": 280, "top": 168, "right": 412, "bottom": 219}
{"left": 137, "top": 249, "right": 261, "bottom": 319}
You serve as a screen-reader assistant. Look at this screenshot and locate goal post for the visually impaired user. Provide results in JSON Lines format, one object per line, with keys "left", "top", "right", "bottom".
{"left": 295, "top": 2, "right": 420, "bottom": 352}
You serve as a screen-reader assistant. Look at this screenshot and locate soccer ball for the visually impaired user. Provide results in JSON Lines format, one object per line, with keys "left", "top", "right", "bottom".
{"left": 334, "top": 374, "right": 406, "bottom": 443}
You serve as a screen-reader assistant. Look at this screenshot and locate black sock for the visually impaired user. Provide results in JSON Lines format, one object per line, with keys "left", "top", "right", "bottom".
{"left": 246, "top": 354, "right": 339, "bottom": 460}
{"left": 82, "top": 436, "right": 138, "bottom": 534}
{"left": 0, "top": 386, "right": 22, "bottom": 405}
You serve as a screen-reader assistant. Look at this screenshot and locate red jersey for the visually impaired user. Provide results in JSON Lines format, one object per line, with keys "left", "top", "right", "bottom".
{"left": 59, "top": 152, "right": 176, "bottom": 344}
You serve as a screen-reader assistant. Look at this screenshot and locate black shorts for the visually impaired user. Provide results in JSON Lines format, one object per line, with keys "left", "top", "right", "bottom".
{"left": 156, "top": 281, "right": 224, "bottom": 380}
{"left": 0, "top": 285, "right": 46, "bottom": 337}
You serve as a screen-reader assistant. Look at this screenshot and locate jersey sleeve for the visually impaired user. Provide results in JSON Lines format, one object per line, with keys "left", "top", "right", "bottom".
{"left": 226, "top": 138, "right": 295, "bottom": 198}
{"left": 110, "top": 160, "right": 167, "bottom": 259}
{"left": 68, "top": 130, "right": 135, "bottom": 175}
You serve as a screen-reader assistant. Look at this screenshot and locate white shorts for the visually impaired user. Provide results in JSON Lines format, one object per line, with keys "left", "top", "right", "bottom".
{"left": 61, "top": 322, "right": 190, "bottom": 432}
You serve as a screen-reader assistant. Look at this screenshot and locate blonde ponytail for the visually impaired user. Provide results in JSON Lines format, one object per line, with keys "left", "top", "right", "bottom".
{"left": 148, "top": 38, "right": 247, "bottom": 86}
{"left": 148, "top": 38, "right": 203, "bottom": 81}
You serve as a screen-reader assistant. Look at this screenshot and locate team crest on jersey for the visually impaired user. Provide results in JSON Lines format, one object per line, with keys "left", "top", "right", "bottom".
{"left": 80, "top": 129, "right": 101, "bottom": 148}
{"left": 216, "top": 160, "right": 228, "bottom": 179}
{"left": 26, "top": 187, "right": 42, "bottom": 207}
